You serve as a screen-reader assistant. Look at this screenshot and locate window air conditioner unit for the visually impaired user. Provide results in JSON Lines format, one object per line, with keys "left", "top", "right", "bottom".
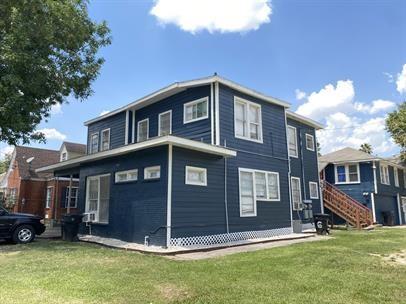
{"left": 83, "top": 212, "right": 96, "bottom": 223}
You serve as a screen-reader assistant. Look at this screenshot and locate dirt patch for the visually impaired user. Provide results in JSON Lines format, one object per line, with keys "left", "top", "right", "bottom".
{"left": 382, "top": 250, "right": 406, "bottom": 266}
{"left": 158, "top": 283, "right": 190, "bottom": 302}
{"left": 0, "top": 250, "right": 22, "bottom": 256}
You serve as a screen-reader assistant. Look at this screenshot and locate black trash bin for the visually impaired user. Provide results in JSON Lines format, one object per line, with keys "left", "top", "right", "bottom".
{"left": 61, "top": 214, "right": 83, "bottom": 242}
{"left": 313, "top": 213, "right": 331, "bottom": 235}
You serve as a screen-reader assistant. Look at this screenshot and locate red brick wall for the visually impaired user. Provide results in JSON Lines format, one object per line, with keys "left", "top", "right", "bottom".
{"left": 44, "top": 179, "right": 79, "bottom": 221}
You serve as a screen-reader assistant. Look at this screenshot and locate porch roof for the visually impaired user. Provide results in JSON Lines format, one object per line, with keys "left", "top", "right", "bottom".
{"left": 36, "top": 135, "right": 237, "bottom": 173}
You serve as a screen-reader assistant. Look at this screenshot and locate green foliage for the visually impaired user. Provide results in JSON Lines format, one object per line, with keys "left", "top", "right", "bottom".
{"left": 0, "top": 152, "right": 11, "bottom": 174}
{"left": 359, "top": 143, "right": 373, "bottom": 154}
{"left": 386, "top": 102, "right": 406, "bottom": 160}
{"left": 0, "top": 0, "right": 111, "bottom": 145}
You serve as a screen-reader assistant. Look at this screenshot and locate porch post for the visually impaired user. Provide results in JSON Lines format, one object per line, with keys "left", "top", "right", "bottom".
{"left": 67, "top": 174, "right": 73, "bottom": 214}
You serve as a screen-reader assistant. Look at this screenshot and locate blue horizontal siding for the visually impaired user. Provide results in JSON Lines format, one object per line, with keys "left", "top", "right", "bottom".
{"left": 374, "top": 194, "right": 400, "bottom": 225}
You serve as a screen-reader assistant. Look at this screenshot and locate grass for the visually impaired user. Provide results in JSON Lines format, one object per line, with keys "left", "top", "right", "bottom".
{"left": 0, "top": 229, "right": 405, "bottom": 304}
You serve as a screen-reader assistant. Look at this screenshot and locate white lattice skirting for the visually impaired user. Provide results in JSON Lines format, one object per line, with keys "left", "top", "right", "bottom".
{"left": 170, "top": 227, "right": 293, "bottom": 248}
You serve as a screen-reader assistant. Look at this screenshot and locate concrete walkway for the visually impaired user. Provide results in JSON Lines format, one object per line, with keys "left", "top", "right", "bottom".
{"left": 167, "top": 235, "right": 330, "bottom": 260}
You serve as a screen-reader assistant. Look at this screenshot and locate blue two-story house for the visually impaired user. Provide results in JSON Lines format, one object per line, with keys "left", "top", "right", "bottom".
{"left": 38, "top": 75, "right": 323, "bottom": 248}
{"left": 319, "top": 147, "right": 406, "bottom": 226}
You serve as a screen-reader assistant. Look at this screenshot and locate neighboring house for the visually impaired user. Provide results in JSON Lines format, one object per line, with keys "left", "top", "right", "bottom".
{"left": 319, "top": 147, "right": 406, "bottom": 226}
{"left": 1, "top": 143, "right": 85, "bottom": 222}
{"left": 60, "top": 142, "right": 87, "bottom": 162}
{"left": 37, "top": 75, "right": 323, "bottom": 248}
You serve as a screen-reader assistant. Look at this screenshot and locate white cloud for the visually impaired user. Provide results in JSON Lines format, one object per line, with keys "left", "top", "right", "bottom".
{"left": 354, "top": 99, "right": 396, "bottom": 115}
{"left": 99, "top": 110, "right": 110, "bottom": 116}
{"left": 36, "top": 128, "right": 67, "bottom": 141}
{"left": 0, "top": 146, "right": 14, "bottom": 159}
{"left": 396, "top": 63, "right": 406, "bottom": 94}
{"left": 150, "top": 0, "right": 272, "bottom": 34}
{"left": 295, "top": 89, "right": 306, "bottom": 100}
{"left": 50, "top": 103, "right": 63, "bottom": 115}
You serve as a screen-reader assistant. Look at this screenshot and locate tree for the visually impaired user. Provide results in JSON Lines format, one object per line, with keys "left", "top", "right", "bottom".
{"left": 386, "top": 102, "right": 406, "bottom": 161}
{"left": 359, "top": 143, "right": 372, "bottom": 154}
{"left": 0, "top": 0, "right": 111, "bottom": 145}
{"left": 0, "top": 152, "right": 11, "bottom": 174}
{"left": 317, "top": 141, "right": 322, "bottom": 156}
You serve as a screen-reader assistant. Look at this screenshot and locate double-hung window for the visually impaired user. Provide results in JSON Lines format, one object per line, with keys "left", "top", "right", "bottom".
{"left": 335, "top": 163, "right": 360, "bottom": 184}
{"left": 101, "top": 129, "right": 110, "bottom": 151}
{"left": 183, "top": 97, "right": 208, "bottom": 123}
{"left": 185, "top": 166, "right": 207, "bottom": 186}
{"left": 234, "top": 97, "right": 262, "bottom": 142}
{"left": 287, "top": 126, "right": 298, "bottom": 157}
{"left": 65, "top": 187, "right": 78, "bottom": 208}
{"left": 305, "top": 134, "right": 315, "bottom": 151}
{"left": 137, "top": 119, "right": 149, "bottom": 142}
{"left": 90, "top": 133, "right": 99, "bottom": 153}
{"left": 85, "top": 174, "right": 110, "bottom": 224}
{"left": 115, "top": 169, "right": 138, "bottom": 183}
{"left": 239, "top": 170, "right": 256, "bottom": 217}
{"left": 309, "top": 182, "right": 319, "bottom": 199}
{"left": 158, "top": 110, "right": 172, "bottom": 136}
{"left": 291, "top": 177, "right": 302, "bottom": 210}
{"left": 380, "top": 164, "right": 390, "bottom": 185}
{"left": 45, "top": 187, "right": 52, "bottom": 208}
{"left": 254, "top": 171, "right": 280, "bottom": 201}
{"left": 61, "top": 152, "right": 67, "bottom": 161}
{"left": 394, "top": 168, "right": 399, "bottom": 187}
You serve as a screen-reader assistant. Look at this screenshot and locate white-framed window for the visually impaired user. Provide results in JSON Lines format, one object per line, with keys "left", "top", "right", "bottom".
{"left": 305, "top": 134, "right": 315, "bottom": 151}
{"left": 394, "top": 167, "right": 399, "bottom": 187}
{"left": 287, "top": 126, "right": 298, "bottom": 158}
{"left": 158, "top": 110, "right": 172, "bottom": 136}
{"left": 334, "top": 163, "right": 360, "bottom": 184}
{"left": 137, "top": 118, "right": 149, "bottom": 142}
{"left": 115, "top": 169, "right": 138, "bottom": 183}
{"left": 254, "top": 171, "right": 280, "bottom": 201}
{"left": 45, "top": 187, "right": 52, "bottom": 208}
{"left": 234, "top": 97, "right": 263, "bottom": 143}
{"left": 183, "top": 97, "right": 209, "bottom": 124}
{"left": 61, "top": 152, "right": 67, "bottom": 161}
{"left": 185, "top": 166, "right": 207, "bottom": 186}
{"left": 90, "top": 133, "right": 99, "bottom": 153}
{"left": 309, "top": 182, "right": 319, "bottom": 199}
{"left": 291, "top": 177, "right": 302, "bottom": 210}
{"left": 144, "top": 166, "right": 161, "bottom": 180}
{"left": 65, "top": 186, "right": 78, "bottom": 208}
{"left": 380, "top": 164, "right": 390, "bottom": 185}
{"left": 101, "top": 128, "right": 110, "bottom": 151}
{"left": 239, "top": 169, "right": 257, "bottom": 217}
{"left": 85, "top": 174, "right": 110, "bottom": 224}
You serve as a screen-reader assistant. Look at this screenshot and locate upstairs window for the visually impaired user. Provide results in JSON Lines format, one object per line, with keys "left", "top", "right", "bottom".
{"left": 234, "top": 97, "right": 262, "bottom": 142}
{"left": 184, "top": 97, "right": 208, "bottom": 123}
{"left": 305, "top": 134, "right": 315, "bottom": 151}
{"left": 394, "top": 168, "right": 399, "bottom": 187}
{"left": 287, "top": 126, "right": 298, "bottom": 157}
{"left": 90, "top": 133, "right": 99, "bottom": 153}
{"left": 144, "top": 166, "right": 160, "bottom": 180}
{"left": 159, "top": 110, "right": 172, "bottom": 136}
{"left": 65, "top": 187, "right": 78, "bottom": 208}
{"left": 380, "top": 164, "right": 390, "bottom": 185}
{"left": 335, "top": 164, "right": 360, "bottom": 184}
{"left": 137, "top": 119, "right": 149, "bottom": 142}
{"left": 291, "top": 177, "right": 302, "bottom": 210}
{"left": 185, "top": 166, "right": 207, "bottom": 186}
{"left": 101, "top": 129, "right": 110, "bottom": 151}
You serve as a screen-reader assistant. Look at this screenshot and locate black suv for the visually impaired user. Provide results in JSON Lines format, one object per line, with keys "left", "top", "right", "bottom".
{"left": 0, "top": 207, "right": 46, "bottom": 244}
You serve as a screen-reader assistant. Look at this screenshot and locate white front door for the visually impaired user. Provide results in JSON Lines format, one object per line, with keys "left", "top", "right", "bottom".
{"left": 401, "top": 197, "right": 406, "bottom": 224}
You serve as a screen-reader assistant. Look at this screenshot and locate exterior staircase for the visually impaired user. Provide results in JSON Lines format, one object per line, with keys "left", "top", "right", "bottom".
{"left": 321, "top": 180, "right": 373, "bottom": 229}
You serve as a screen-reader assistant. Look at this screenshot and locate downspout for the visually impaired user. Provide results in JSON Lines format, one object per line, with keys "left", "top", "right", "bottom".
{"left": 315, "top": 136, "right": 324, "bottom": 213}
{"left": 284, "top": 111, "right": 294, "bottom": 231}
{"left": 166, "top": 144, "right": 173, "bottom": 247}
{"left": 396, "top": 193, "right": 402, "bottom": 225}
{"left": 371, "top": 161, "right": 378, "bottom": 223}
{"left": 210, "top": 83, "right": 215, "bottom": 145}
{"left": 215, "top": 81, "right": 220, "bottom": 146}
{"left": 224, "top": 140, "right": 230, "bottom": 234}
{"left": 299, "top": 129, "right": 307, "bottom": 200}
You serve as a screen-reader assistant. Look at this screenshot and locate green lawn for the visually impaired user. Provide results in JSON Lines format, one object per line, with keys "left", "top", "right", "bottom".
{"left": 0, "top": 229, "right": 405, "bottom": 304}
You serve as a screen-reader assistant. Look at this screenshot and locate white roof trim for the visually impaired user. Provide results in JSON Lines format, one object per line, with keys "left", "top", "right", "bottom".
{"left": 36, "top": 135, "right": 237, "bottom": 173}
{"left": 84, "top": 75, "right": 290, "bottom": 126}
{"left": 286, "top": 111, "right": 324, "bottom": 130}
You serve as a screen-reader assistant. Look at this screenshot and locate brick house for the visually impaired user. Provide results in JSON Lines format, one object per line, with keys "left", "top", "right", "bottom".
{"left": 0, "top": 142, "right": 85, "bottom": 223}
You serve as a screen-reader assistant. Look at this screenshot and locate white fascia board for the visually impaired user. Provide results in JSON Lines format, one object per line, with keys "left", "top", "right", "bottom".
{"left": 286, "top": 110, "right": 324, "bottom": 130}
{"left": 84, "top": 75, "right": 291, "bottom": 126}
{"left": 36, "top": 135, "right": 236, "bottom": 173}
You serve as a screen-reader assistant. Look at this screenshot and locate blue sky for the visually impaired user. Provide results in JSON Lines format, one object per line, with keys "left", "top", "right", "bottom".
{"left": 1, "top": 0, "right": 405, "bottom": 157}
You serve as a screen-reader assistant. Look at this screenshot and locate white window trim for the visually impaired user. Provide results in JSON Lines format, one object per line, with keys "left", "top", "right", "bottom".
{"left": 65, "top": 186, "right": 78, "bottom": 208}
{"left": 115, "top": 169, "right": 138, "bottom": 183}
{"left": 287, "top": 125, "right": 298, "bottom": 158}
{"left": 137, "top": 118, "right": 149, "bottom": 142}
{"left": 45, "top": 186, "right": 53, "bottom": 209}
{"left": 238, "top": 168, "right": 257, "bottom": 217}
{"left": 291, "top": 177, "right": 302, "bottom": 211}
{"left": 309, "top": 181, "right": 319, "bottom": 199}
{"left": 380, "top": 164, "right": 390, "bottom": 185}
{"left": 100, "top": 128, "right": 111, "bottom": 151}
{"left": 85, "top": 174, "right": 110, "bottom": 224}
{"left": 90, "top": 132, "right": 99, "bottom": 154}
{"left": 144, "top": 166, "right": 161, "bottom": 180}
{"left": 394, "top": 167, "right": 399, "bottom": 187}
{"left": 185, "top": 166, "right": 207, "bottom": 186}
{"left": 183, "top": 97, "right": 209, "bottom": 124}
{"left": 334, "top": 163, "right": 361, "bottom": 184}
{"left": 254, "top": 169, "right": 280, "bottom": 202}
{"left": 305, "top": 134, "right": 315, "bottom": 151}
{"left": 158, "top": 110, "right": 172, "bottom": 136}
{"left": 233, "top": 96, "right": 263, "bottom": 144}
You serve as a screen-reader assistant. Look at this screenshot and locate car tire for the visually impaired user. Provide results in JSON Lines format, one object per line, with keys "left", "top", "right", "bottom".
{"left": 12, "top": 225, "right": 35, "bottom": 244}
